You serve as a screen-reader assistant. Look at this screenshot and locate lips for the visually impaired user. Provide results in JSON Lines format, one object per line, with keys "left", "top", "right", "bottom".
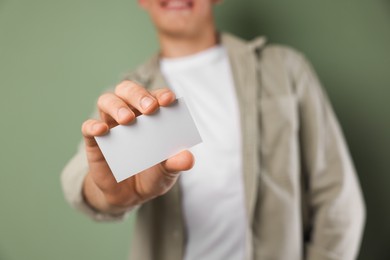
{"left": 160, "top": 0, "right": 194, "bottom": 10}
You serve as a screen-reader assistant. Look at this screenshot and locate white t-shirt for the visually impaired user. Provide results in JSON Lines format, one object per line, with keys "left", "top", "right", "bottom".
{"left": 160, "top": 45, "right": 247, "bottom": 260}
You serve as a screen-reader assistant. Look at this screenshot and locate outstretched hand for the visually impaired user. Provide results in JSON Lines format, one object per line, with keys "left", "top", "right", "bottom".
{"left": 81, "top": 80, "right": 194, "bottom": 213}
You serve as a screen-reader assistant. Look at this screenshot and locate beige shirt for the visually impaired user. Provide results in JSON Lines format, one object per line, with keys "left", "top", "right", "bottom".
{"left": 61, "top": 33, "right": 365, "bottom": 260}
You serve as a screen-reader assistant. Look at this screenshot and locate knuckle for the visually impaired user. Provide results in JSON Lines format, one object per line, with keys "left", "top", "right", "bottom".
{"left": 107, "top": 98, "right": 123, "bottom": 110}
{"left": 97, "top": 93, "right": 112, "bottom": 108}
{"left": 117, "top": 81, "right": 149, "bottom": 101}
{"left": 81, "top": 119, "right": 93, "bottom": 133}
{"left": 98, "top": 93, "right": 123, "bottom": 111}
{"left": 115, "top": 80, "right": 138, "bottom": 96}
{"left": 160, "top": 87, "right": 171, "bottom": 93}
{"left": 133, "top": 87, "right": 148, "bottom": 100}
{"left": 114, "top": 81, "right": 128, "bottom": 94}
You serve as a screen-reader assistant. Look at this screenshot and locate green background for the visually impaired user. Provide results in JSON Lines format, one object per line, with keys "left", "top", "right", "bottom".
{"left": 0, "top": 0, "right": 389, "bottom": 259}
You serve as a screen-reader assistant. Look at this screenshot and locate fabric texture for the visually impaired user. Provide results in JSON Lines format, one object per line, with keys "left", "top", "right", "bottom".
{"left": 61, "top": 33, "right": 366, "bottom": 260}
{"left": 161, "top": 45, "right": 247, "bottom": 260}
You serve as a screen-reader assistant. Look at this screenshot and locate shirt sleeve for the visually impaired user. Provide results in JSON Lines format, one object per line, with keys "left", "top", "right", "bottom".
{"left": 287, "top": 50, "right": 366, "bottom": 260}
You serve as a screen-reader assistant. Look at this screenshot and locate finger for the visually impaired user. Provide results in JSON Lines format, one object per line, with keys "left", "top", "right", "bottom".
{"left": 99, "top": 110, "right": 118, "bottom": 129}
{"left": 150, "top": 88, "right": 176, "bottom": 107}
{"left": 160, "top": 150, "right": 195, "bottom": 175}
{"left": 115, "top": 80, "right": 159, "bottom": 115}
{"left": 97, "top": 92, "right": 135, "bottom": 125}
{"left": 81, "top": 119, "right": 109, "bottom": 147}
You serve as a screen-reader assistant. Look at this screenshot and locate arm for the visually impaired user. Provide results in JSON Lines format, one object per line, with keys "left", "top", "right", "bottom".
{"left": 61, "top": 81, "right": 194, "bottom": 221}
{"left": 288, "top": 51, "right": 366, "bottom": 259}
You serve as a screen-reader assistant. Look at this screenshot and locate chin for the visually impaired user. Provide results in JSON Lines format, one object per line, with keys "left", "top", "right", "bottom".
{"left": 153, "top": 13, "right": 198, "bottom": 38}
{"left": 157, "top": 25, "right": 197, "bottom": 39}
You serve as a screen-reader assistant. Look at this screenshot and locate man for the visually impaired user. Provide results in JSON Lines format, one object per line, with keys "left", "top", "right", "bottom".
{"left": 61, "top": 0, "right": 365, "bottom": 259}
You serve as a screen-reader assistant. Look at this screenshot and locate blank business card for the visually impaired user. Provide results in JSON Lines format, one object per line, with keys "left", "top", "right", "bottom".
{"left": 95, "top": 98, "right": 202, "bottom": 182}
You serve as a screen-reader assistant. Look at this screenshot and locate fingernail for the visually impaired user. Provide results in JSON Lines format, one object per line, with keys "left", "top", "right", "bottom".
{"left": 140, "top": 96, "right": 154, "bottom": 110}
{"left": 118, "top": 107, "right": 131, "bottom": 121}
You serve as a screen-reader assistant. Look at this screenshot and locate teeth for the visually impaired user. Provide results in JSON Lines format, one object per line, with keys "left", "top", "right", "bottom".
{"left": 164, "top": 0, "right": 191, "bottom": 8}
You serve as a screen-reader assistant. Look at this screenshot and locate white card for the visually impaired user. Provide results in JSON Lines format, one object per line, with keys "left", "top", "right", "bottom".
{"left": 95, "top": 98, "right": 202, "bottom": 182}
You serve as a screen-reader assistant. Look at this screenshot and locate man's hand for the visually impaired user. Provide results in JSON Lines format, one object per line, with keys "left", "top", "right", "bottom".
{"left": 81, "top": 80, "right": 194, "bottom": 214}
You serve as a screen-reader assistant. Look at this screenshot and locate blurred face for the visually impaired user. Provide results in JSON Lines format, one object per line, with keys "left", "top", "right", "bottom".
{"left": 138, "top": 0, "right": 219, "bottom": 38}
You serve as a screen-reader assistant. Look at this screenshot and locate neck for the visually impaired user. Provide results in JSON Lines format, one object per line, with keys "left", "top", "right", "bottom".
{"left": 158, "top": 28, "right": 218, "bottom": 58}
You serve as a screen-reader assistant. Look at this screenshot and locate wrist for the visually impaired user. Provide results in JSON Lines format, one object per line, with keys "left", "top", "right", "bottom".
{"left": 82, "top": 173, "right": 136, "bottom": 214}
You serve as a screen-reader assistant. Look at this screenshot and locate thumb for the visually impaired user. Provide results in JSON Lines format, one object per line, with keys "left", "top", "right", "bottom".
{"left": 134, "top": 150, "right": 195, "bottom": 201}
{"left": 160, "top": 150, "right": 195, "bottom": 176}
